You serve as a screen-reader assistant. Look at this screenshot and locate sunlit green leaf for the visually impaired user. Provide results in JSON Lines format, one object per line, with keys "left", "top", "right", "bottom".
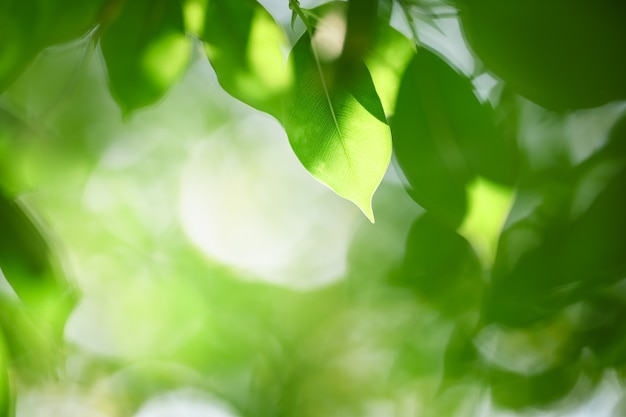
{"left": 100, "top": 0, "right": 190, "bottom": 114}
{"left": 458, "top": 177, "right": 513, "bottom": 265}
{"left": 284, "top": 34, "right": 391, "bottom": 222}
{"left": 200, "top": 0, "right": 292, "bottom": 119}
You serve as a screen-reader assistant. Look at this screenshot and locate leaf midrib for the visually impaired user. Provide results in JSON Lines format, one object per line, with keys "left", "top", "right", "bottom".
{"left": 310, "top": 43, "right": 357, "bottom": 188}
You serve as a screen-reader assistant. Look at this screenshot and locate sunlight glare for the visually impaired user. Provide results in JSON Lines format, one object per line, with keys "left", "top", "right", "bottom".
{"left": 179, "top": 113, "right": 362, "bottom": 289}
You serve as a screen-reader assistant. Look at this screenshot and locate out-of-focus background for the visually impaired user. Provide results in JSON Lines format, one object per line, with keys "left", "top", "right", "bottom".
{"left": 2, "top": 0, "right": 626, "bottom": 416}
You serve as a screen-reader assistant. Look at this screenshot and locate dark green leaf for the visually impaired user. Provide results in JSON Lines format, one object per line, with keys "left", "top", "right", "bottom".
{"left": 284, "top": 34, "right": 391, "bottom": 222}
{"left": 485, "top": 131, "right": 626, "bottom": 326}
{"left": 391, "top": 48, "right": 514, "bottom": 228}
{"left": 44, "top": 0, "right": 106, "bottom": 45}
{"left": 558, "top": 165, "right": 626, "bottom": 286}
{"left": 100, "top": 0, "right": 190, "bottom": 114}
{"left": 489, "top": 365, "right": 579, "bottom": 410}
{"left": 458, "top": 0, "right": 626, "bottom": 110}
{"left": 440, "top": 326, "right": 480, "bottom": 389}
{"left": 0, "top": 193, "right": 75, "bottom": 317}
{"left": 0, "top": 1, "right": 40, "bottom": 92}
{"left": 393, "top": 214, "right": 483, "bottom": 317}
{"left": 341, "top": 0, "right": 379, "bottom": 73}
{"left": 0, "top": 0, "right": 104, "bottom": 92}
{"left": 578, "top": 293, "right": 626, "bottom": 368}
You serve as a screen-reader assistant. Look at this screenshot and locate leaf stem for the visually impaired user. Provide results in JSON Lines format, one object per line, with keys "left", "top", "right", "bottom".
{"left": 288, "top": 0, "right": 313, "bottom": 34}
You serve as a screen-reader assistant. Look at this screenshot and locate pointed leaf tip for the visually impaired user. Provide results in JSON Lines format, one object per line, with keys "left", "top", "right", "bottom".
{"left": 284, "top": 34, "right": 391, "bottom": 224}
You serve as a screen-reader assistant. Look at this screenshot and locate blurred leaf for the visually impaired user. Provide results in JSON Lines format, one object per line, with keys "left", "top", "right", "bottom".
{"left": 100, "top": 0, "right": 190, "bottom": 114}
{"left": 579, "top": 292, "right": 626, "bottom": 368}
{"left": 341, "top": 0, "right": 378, "bottom": 72}
{"left": 485, "top": 127, "right": 626, "bottom": 327}
{"left": 439, "top": 326, "right": 480, "bottom": 395}
{"left": 365, "top": 22, "right": 414, "bottom": 117}
{"left": 0, "top": 297, "right": 60, "bottom": 381}
{"left": 378, "top": 0, "right": 393, "bottom": 22}
{"left": 0, "top": 0, "right": 104, "bottom": 92}
{"left": 484, "top": 217, "right": 569, "bottom": 327}
{"left": 0, "top": 192, "right": 76, "bottom": 326}
{"left": 0, "top": 334, "right": 9, "bottom": 417}
{"left": 457, "top": 0, "right": 626, "bottom": 110}
{"left": 458, "top": 178, "right": 514, "bottom": 265}
{"left": 393, "top": 214, "right": 483, "bottom": 317}
{"left": 347, "top": 182, "right": 422, "bottom": 287}
{"left": 43, "top": 0, "right": 106, "bottom": 45}
{"left": 284, "top": 34, "right": 391, "bottom": 222}
{"left": 558, "top": 165, "right": 626, "bottom": 287}
{"left": 0, "top": 1, "right": 41, "bottom": 92}
{"left": 489, "top": 364, "right": 579, "bottom": 410}
{"left": 0, "top": 191, "right": 76, "bottom": 391}
{"left": 201, "top": 0, "right": 292, "bottom": 118}
{"left": 100, "top": 362, "right": 215, "bottom": 416}
{"left": 391, "top": 48, "right": 514, "bottom": 228}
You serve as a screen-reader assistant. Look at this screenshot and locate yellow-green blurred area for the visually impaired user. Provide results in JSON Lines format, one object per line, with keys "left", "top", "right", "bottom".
{"left": 1, "top": 0, "right": 626, "bottom": 416}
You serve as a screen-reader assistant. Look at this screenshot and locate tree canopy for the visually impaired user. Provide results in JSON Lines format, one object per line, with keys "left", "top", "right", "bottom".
{"left": 1, "top": 0, "right": 626, "bottom": 416}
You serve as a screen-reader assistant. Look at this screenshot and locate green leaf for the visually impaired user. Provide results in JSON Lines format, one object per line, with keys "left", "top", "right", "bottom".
{"left": 489, "top": 365, "right": 579, "bottom": 410}
{"left": 580, "top": 293, "right": 626, "bottom": 368}
{"left": 485, "top": 136, "right": 626, "bottom": 327}
{"left": 100, "top": 0, "right": 190, "bottom": 114}
{"left": 200, "top": 0, "right": 292, "bottom": 119}
{"left": 0, "top": 192, "right": 77, "bottom": 385}
{"left": 342, "top": 0, "right": 379, "bottom": 69}
{"left": 393, "top": 213, "right": 483, "bottom": 317}
{"left": 0, "top": 0, "right": 104, "bottom": 92}
{"left": 457, "top": 0, "right": 626, "bottom": 110}
{"left": 365, "top": 22, "right": 414, "bottom": 117}
{"left": 391, "top": 48, "right": 514, "bottom": 228}
{"left": 0, "top": 1, "right": 41, "bottom": 91}
{"left": 283, "top": 34, "right": 391, "bottom": 222}
{"left": 43, "top": 0, "right": 105, "bottom": 45}
{"left": 0, "top": 335, "right": 9, "bottom": 417}
{"left": 441, "top": 326, "right": 479, "bottom": 387}
{"left": 0, "top": 297, "right": 59, "bottom": 381}
{"left": 0, "top": 192, "right": 76, "bottom": 333}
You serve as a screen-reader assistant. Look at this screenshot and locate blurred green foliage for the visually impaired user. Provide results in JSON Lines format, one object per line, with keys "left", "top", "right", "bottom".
{"left": 1, "top": 0, "right": 626, "bottom": 416}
